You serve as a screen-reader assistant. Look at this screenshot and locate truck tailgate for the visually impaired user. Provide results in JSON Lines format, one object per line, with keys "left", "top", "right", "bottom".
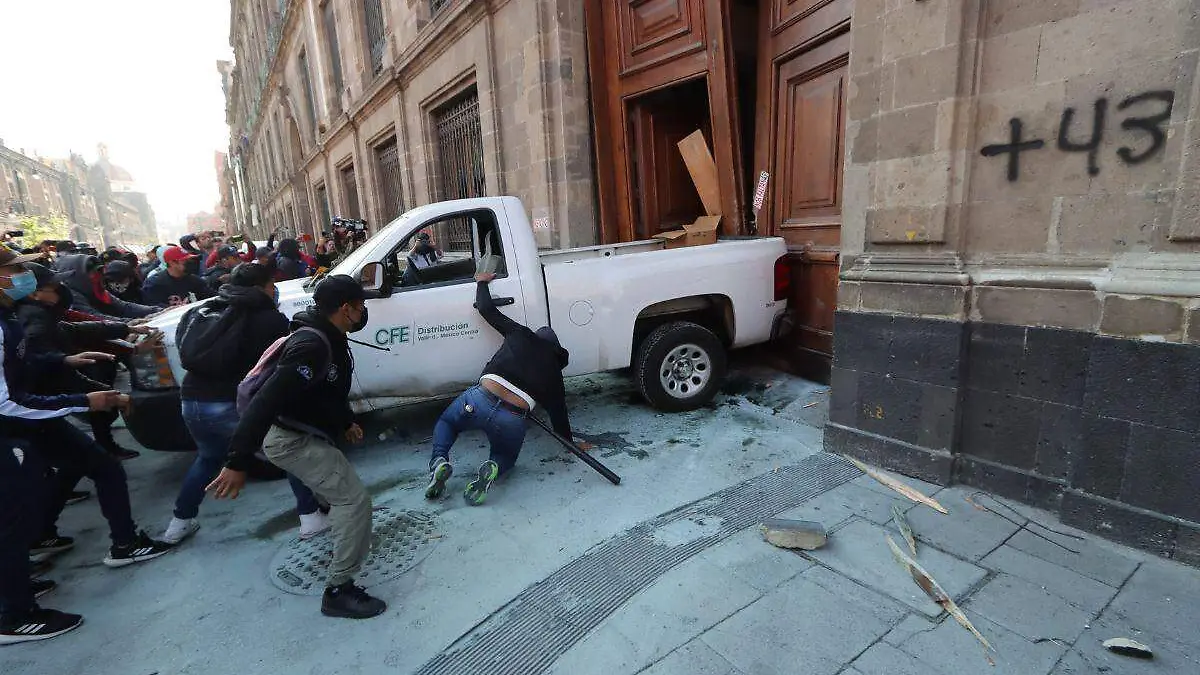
{"left": 540, "top": 237, "right": 787, "bottom": 376}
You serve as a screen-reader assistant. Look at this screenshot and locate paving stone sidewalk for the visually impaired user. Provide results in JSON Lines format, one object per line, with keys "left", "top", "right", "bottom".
{"left": 549, "top": 473, "right": 1200, "bottom": 675}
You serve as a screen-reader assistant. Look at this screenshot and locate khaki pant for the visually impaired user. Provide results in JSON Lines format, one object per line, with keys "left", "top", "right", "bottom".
{"left": 262, "top": 425, "right": 371, "bottom": 587}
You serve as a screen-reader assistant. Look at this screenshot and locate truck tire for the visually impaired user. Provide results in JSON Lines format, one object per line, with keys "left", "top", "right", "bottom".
{"left": 635, "top": 321, "right": 727, "bottom": 412}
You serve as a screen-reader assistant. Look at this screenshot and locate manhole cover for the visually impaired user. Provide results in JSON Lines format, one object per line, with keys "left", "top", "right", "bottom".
{"left": 268, "top": 506, "right": 439, "bottom": 596}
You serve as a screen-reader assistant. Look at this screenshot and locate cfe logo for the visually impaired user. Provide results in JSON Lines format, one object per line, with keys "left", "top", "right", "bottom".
{"left": 375, "top": 326, "right": 411, "bottom": 346}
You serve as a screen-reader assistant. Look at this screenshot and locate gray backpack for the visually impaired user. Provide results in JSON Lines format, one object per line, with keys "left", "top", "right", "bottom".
{"left": 235, "top": 327, "right": 331, "bottom": 416}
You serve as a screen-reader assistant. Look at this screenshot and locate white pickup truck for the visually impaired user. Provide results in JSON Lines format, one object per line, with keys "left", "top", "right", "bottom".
{"left": 124, "top": 196, "right": 790, "bottom": 452}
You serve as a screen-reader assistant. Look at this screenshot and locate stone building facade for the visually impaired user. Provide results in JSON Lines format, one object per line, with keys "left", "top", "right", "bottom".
{"left": 827, "top": 0, "right": 1200, "bottom": 563}
{"left": 225, "top": 0, "right": 594, "bottom": 249}
{"left": 0, "top": 142, "right": 107, "bottom": 244}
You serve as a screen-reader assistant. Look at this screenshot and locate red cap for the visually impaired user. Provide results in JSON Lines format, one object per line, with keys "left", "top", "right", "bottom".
{"left": 163, "top": 247, "right": 198, "bottom": 264}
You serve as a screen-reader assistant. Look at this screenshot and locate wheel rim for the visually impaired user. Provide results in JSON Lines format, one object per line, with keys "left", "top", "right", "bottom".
{"left": 658, "top": 343, "right": 713, "bottom": 400}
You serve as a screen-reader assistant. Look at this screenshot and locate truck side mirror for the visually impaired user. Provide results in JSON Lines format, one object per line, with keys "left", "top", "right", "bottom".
{"left": 359, "top": 262, "right": 389, "bottom": 298}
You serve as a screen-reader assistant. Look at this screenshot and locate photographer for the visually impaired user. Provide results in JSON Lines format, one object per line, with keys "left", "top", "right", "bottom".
{"left": 330, "top": 217, "right": 368, "bottom": 265}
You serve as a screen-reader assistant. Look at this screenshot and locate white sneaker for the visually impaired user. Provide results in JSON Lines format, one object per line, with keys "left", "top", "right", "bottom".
{"left": 161, "top": 517, "right": 200, "bottom": 545}
{"left": 299, "top": 511, "right": 331, "bottom": 540}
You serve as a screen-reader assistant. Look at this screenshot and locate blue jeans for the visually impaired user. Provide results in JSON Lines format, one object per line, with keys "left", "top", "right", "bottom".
{"left": 432, "top": 386, "right": 529, "bottom": 475}
{"left": 176, "top": 399, "right": 320, "bottom": 520}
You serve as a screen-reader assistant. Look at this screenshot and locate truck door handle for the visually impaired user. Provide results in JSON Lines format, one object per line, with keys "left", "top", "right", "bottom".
{"left": 474, "top": 296, "right": 515, "bottom": 308}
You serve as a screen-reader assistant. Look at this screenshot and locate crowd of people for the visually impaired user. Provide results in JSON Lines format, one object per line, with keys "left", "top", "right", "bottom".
{"left": 1, "top": 218, "right": 588, "bottom": 643}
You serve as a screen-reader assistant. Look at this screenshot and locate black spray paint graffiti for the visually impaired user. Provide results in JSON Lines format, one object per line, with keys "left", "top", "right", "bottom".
{"left": 980, "top": 90, "right": 1175, "bottom": 181}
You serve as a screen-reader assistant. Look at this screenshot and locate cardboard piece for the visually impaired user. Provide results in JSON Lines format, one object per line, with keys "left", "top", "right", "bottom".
{"left": 655, "top": 215, "right": 721, "bottom": 249}
{"left": 677, "top": 130, "right": 722, "bottom": 216}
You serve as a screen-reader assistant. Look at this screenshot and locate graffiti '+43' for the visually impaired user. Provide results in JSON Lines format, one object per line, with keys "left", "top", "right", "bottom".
{"left": 980, "top": 90, "right": 1175, "bottom": 182}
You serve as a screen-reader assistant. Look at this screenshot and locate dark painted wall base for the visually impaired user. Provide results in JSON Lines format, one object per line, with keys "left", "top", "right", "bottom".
{"left": 824, "top": 310, "right": 1200, "bottom": 566}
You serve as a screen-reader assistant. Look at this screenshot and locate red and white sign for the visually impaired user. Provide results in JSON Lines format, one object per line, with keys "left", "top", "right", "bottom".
{"left": 752, "top": 171, "right": 770, "bottom": 214}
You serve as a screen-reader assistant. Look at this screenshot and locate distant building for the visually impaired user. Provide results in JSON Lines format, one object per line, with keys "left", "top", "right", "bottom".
{"left": 222, "top": 0, "right": 592, "bottom": 247}
{"left": 91, "top": 144, "right": 158, "bottom": 246}
{"left": 1, "top": 141, "right": 106, "bottom": 245}
{"left": 187, "top": 211, "right": 225, "bottom": 235}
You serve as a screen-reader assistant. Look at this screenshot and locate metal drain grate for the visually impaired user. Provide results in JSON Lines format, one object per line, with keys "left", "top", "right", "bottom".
{"left": 416, "top": 453, "right": 860, "bottom": 675}
{"left": 268, "top": 506, "right": 439, "bottom": 596}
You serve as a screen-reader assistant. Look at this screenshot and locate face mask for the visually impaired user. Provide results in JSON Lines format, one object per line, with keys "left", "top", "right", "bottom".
{"left": 2, "top": 272, "right": 37, "bottom": 301}
{"left": 349, "top": 306, "right": 369, "bottom": 333}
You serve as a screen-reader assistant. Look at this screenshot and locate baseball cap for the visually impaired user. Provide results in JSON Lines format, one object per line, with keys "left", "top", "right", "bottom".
{"left": 229, "top": 262, "right": 273, "bottom": 287}
{"left": 313, "top": 274, "right": 366, "bottom": 313}
{"left": 163, "top": 247, "right": 198, "bottom": 264}
{"left": 0, "top": 246, "right": 42, "bottom": 267}
{"left": 216, "top": 245, "right": 241, "bottom": 260}
{"left": 24, "top": 262, "right": 72, "bottom": 288}
{"left": 103, "top": 260, "right": 135, "bottom": 278}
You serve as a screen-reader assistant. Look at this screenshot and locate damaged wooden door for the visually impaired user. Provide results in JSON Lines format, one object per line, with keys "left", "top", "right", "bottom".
{"left": 755, "top": 0, "right": 852, "bottom": 382}
{"left": 584, "top": 0, "right": 745, "bottom": 243}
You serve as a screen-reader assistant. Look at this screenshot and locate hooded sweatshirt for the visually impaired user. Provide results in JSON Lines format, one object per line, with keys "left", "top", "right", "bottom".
{"left": 475, "top": 280, "right": 573, "bottom": 440}
{"left": 273, "top": 238, "right": 309, "bottom": 281}
{"left": 225, "top": 311, "right": 355, "bottom": 471}
{"left": 181, "top": 284, "right": 289, "bottom": 402}
{"left": 54, "top": 254, "right": 157, "bottom": 320}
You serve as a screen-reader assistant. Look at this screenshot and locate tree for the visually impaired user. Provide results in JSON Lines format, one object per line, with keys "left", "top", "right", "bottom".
{"left": 17, "top": 214, "right": 72, "bottom": 247}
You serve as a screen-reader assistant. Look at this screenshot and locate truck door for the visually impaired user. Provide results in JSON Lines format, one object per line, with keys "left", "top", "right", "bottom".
{"left": 356, "top": 207, "right": 527, "bottom": 398}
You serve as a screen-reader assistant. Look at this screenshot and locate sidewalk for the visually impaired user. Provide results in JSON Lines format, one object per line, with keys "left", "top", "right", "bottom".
{"left": 3, "top": 366, "right": 1197, "bottom": 675}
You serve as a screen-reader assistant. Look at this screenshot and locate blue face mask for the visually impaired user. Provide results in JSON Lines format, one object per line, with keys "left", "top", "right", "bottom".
{"left": 2, "top": 271, "right": 37, "bottom": 301}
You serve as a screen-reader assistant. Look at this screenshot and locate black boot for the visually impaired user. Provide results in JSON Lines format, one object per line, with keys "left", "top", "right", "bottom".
{"left": 321, "top": 581, "right": 386, "bottom": 619}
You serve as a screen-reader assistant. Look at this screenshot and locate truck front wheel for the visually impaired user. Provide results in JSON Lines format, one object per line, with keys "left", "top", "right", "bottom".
{"left": 635, "top": 321, "right": 727, "bottom": 412}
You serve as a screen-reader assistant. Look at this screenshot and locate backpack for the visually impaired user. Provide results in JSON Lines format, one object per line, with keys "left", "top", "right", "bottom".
{"left": 176, "top": 300, "right": 247, "bottom": 377}
{"left": 236, "top": 327, "right": 332, "bottom": 415}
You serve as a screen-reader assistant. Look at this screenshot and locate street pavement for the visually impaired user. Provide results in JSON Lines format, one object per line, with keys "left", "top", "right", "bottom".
{"left": 3, "top": 364, "right": 1198, "bottom": 675}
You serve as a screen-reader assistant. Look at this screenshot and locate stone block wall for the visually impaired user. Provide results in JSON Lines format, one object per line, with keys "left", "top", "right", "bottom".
{"left": 829, "top": 0, "right": 1200, "bottom": 565}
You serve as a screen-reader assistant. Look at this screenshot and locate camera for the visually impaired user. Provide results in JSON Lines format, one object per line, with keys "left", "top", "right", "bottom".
{"left": 331, "top": 217, "right": 369, "bottom": 243}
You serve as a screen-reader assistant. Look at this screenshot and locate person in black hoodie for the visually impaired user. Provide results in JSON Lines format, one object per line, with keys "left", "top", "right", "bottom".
{"left": 423, "top": 272, "right": 591, "bottom": 507}
{"left": 142, "top": 247, "right": 213, "bottom": 307}
{"left": 18, "top": 263, "right": 150, "bottom": 461}
{"left": 207, "top": 275, "right": 382, "bottom": 619}
{"left": 54, "top": 254, "right": 158, "bottom": 321}
{"left": 102, "top": 260, "right": 145, "bottom": 305}
{"left": 273, "top": 238, "right": 309, "bottom": 281}
{"left": 201, "top": 246, "right": 243, "bottom": 293}
{"left": 161, "top": 263, "right": 324, "bottom": 545}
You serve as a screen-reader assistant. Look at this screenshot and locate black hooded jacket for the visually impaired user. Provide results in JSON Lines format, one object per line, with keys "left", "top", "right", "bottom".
{"left": 226, "top": 311, "right": 355, "bottom": 471}
{"left": 475, "top": 281, "right": 573, "bottom": 440}
{"left": 54, "top": 254, "right": 157, "bottom": 320}
{"left": 273, "top": 238, "right": 308, "bottom": 281}
{"left": 180, "top": 284, "right": 290, "bottom": 402}
{"left": 14, "top": 287, "right": 127, "bottom": 393}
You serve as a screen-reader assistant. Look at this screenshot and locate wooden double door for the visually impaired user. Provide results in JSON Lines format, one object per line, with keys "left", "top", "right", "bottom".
{"left": 586, "top": 0, "right": 853, "bottom": 381}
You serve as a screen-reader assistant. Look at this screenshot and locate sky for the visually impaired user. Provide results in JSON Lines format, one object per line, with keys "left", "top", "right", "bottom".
{"left": 0, "top": 0, "right": 233, "bottom": 223}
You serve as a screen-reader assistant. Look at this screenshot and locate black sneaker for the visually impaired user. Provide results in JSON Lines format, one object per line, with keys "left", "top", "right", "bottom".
{"left": 0, "top": 606, "right": 83, "bottom": 644}
{"left": 425, "top": 458, "right": 453, "bottom": 500}
{"left": 30, "top": 536, "right": 75, "bottom": 562}
{"left": 32, "top": 578, "right": 56, "bottom": 599}
{"left": 321, "top": 582, "right": 387, "bottom": 619}
{"left": 65, "top": 490, "right": 90, "bottom": 506}
{"left": 107, "top": 446, "right": 140, "bottom": 461}
{"left": 463, "top": 460, "right": 499, "bottom": 506}
{"left": 103, "top": 531, "right": 173, "bottom": 568}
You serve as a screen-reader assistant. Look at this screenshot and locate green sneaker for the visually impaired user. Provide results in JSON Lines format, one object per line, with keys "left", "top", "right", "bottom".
{"left": 425, "top": 458, "right": 453, "bottom": 500}
{"left": 464, "top": 460, "right": 500, "bottom": 506}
